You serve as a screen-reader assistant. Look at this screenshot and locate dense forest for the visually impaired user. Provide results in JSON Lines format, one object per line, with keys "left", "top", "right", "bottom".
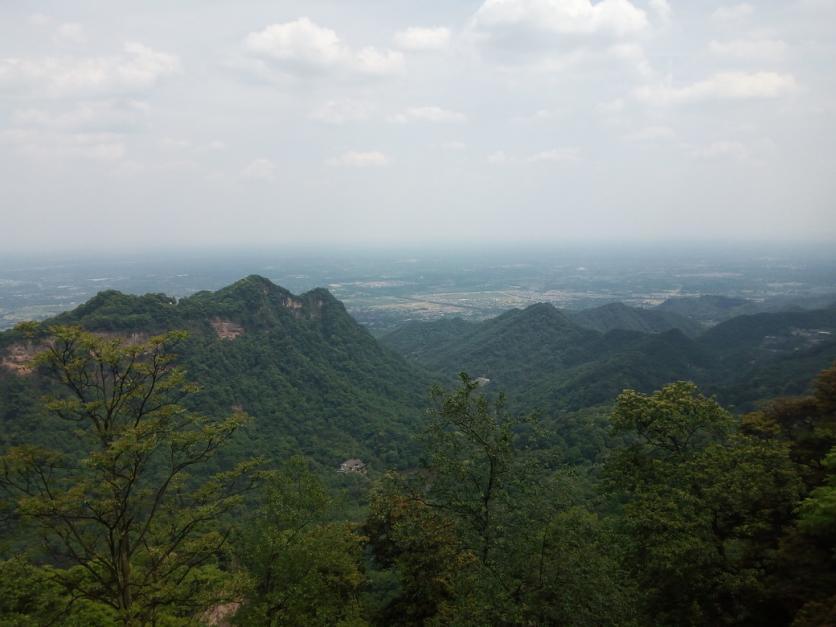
{"left": 0, "top": 277, "right": 834, "bottom": 625}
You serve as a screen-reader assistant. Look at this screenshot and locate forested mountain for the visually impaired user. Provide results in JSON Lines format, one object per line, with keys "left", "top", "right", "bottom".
{"left": 567, "top": 301, "right": 703, "bottom": 337}
{"left": 383, "top": 300, "right": 836, "bottom": 412}
{"left": 0, "top": 278, "right": 834, "bottom": 625}
{"left": 0, "top": 275, "right": 433, "bottom": 467}
{"left": 656, "top": 292, "right": 836, "bottom": 325}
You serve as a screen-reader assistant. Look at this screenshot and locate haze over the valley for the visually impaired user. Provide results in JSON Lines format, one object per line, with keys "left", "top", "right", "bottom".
{"left": 1, "top": 0, "right": 835, "bottom": 252}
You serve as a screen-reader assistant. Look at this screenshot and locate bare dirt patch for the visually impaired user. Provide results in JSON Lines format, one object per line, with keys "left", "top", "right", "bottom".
{"left": 1, "top": 342, "right": 40, "bottom": 376}
{"left": 211, "top": 319, "right": 244, "bottom": 340}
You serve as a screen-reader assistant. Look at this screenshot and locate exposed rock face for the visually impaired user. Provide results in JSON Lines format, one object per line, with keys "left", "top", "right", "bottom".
{"left": 202, "top": 601, "right": 241, "bottom": 626}
{"left": 211, "top": 319, "right": 244, "bottom": 340}
{"left": 1, "top": 342, "right": 39, "bottom": 376}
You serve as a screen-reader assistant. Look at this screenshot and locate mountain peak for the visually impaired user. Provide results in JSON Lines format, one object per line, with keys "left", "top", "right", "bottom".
{"left": 518, "top": 302, "right": 573, "bottom": 325}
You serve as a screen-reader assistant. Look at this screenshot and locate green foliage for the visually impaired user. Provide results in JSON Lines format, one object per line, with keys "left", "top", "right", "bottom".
{"left": 607, "top": 382, "right": 803, "bottom": 625}
{"left": 383, "top": 301, "right": 836, "bottom": 414}
{"left": 567, "top": 301, "right": 702, "bottom": 337}
{"left": 0, "top": 326, "right": 257, "bottom": 625}
{"left": 234, "top": 458, "right": 367, "bottom": 626}
{"left": 2, "top": 279, "right": 836, "bottom": 625}
{"left": 610, "top": 381, "right": 733, "bottom": 455}
{"left": 366, "top": 374, "right": 637, "bottom": 626}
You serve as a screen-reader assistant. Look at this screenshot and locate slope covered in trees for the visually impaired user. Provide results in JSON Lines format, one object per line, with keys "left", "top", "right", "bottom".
{"left": 0, "top": 278, "right": 834, "bottom": 625}
{"left": 383, "top": 301, "right": 836, "bottom": 412}
{"left": 567, "top": 301, "right": 703, "bottom": 337}
{"left": 0, "top": 275, "right": 434, "bottom": 468}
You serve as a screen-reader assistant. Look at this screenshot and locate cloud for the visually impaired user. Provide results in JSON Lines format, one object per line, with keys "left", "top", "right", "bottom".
{"left": 709, "top": 39, "right": 788, "bottom": 61}
{"left": 690, "top": 140, "right": 748, "bottom": 160}
{"left": 243, "top": 18, "right": 404, "bottom": 78}
{"left": 440, "top": 141, "right": 467, "bottom": 151}
{"left": 634, "top": 72, "right": 797, "bottom": 105}
{"left": 512, "top": 108, "right": 562, "bottom": 123}
{"left": 596, "top": 98, "right": 626, "bottom": 115}
{"left": 389, "top": 106, "right": 467, "bottom": 123}
{"left": 488, "top": 148, "right": 579, "bottom": 163}
{"left": 608, "top": 43, "right": 653, "bottom": 77}
{"left": 711, "top": 4, "right": 754, "bottom": 21}
{"left": 487, "top": 150, "right": 509, "bottom": 164}
{"left": 1, "top": 128, "right": 126, "bottom": 162}
{"left": 241, "top": 158, "right": 278, "bottom": 180}
{"left": 55, "top": 22, "right": 87, "bottom": 45}
{"left": 11, "top": 100, "right": 149, "bottom": 132}
{"left": 648, "top": 0, "right": 672, "bottom": 23}
{"left": 526, "top": 148, "right": 580, "bottom": 163}
{"left": 393, "top": 26, "right": 451, "bottom": 51}
{"left": 469, "top": 0, "right": 649, "bottom": 40}
{"left": 0, "top": 43, "right": 180, "bottom": 96}
{"left": 309, "top": 99, "right": 374, "bottom": 124}
{"left": 327, "top": 151, "right": 389, "bottom": 167}
{"left": 1, "top": 100, "right": 151, "bottom": 164}
{"left": 624, "top": 125, "right": 676, "bottom": 141}
{"left": 160, "top": 137, "right": 191, "bottom": 151}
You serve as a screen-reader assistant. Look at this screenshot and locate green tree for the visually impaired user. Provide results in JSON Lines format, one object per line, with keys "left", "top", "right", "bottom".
{"left": 607, "top": 382, "right": 801, "bottom": 626}
{"left": 0, "top": 326, "right": 258, "bottom": 625}
{"left": 234, "top": 458, "right": 367, "bottom": 626}
{"left": 367, "top": 374, "right": 636, "bottom": 626}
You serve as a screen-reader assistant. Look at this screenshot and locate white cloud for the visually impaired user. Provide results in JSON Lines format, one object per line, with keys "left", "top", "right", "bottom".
{"left": 28, "top": 13, "right": 51, "bottom": 27}
{"left": 2, "top": 100, "right": 150, "bottom": 164}
{"left": 691, "top": 140, "right": 748, "bottom": 160}
{"left": 709, "top": 39, "right": 788, "bottom": 61}
{"left": 241, "top": 158, "right": 277, "bottom": 180}
{"left": 513, "top": 108, "right": 560, "bottom": 123}
{"left": 393, "top": 26, "right": 451, "bottom": 51}
{"left": 327, "top": 151, "right": 389, "bottom": 167}
{"left": 1, "top": 128, "right": 126, "bottom": 162}
{"left": 487, "top": 150, "right": 509, "bottom": 164}
{"left": 55, "top": 22, "right": 87, "bottom": 45}
{"left": 389, "top": 106, "right": 467, "bottom": 123}
{"left": 11, "top": 100, "right": 149, "bottom": 132}
{"left": 608, "top": 43, "right": 653, "bottom": 77}
{"left": 440, "top": 141, "right": 467, "bottom": 151}
{"left": 470, "top": 0, "right": 649, "bottom": 39}
{"left": 596, "top": 98, "right": 625, "bottom": 115}
{"left": 711, "top": 4, "right": 754, "bottom": 21}
{"left": 624, "top": 125, "right": 676, "bottom": 141}
{"left": 488, "top": 148, "right": 579, "bottom": 163}
{"left": 648, "top": 0, "right": 672, "bottom": 23}
{"left": 160, "top": 137, "right": 191, "bottom": 151}
{"left": 0, "top": 43, "right": 180, "bottom": 96}
{"left": 527, "top": 148, "right": 580, "bottom": 163}
{"left": 243, "top": 18, "right": 404, "bottom": 77}
{"left": 309, "top": 99, "right": 374, "bottom": 124}
{"left": 634, "top": 72, "right": 797, "bottom": 105}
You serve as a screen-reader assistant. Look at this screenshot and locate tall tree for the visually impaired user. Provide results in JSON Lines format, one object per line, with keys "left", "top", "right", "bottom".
{"left": 607, "top": 382, "right": 801, "bottom": 626}
{"left": 367, "top": 374, "right": 636, "bottom": 626}
{"left": 0, "top": 325, "right": 258, "bottom": 625}
{"left": 233, "top": 458, "right": 367, "bottom": 626}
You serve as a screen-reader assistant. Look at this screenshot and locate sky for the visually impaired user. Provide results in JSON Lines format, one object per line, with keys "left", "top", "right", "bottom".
{"left": 1, "top": 0, "right": 835, "bottom": 252}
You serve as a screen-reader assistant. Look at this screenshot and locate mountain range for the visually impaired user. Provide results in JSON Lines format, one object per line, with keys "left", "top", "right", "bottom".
{"left": 0, "top": 275, "right": 433, "bottom": 469}
{"left": 2, "top": 276, "right": 835, "bottom": 473}
{"left": 381, "top": 297, "right": 836, "bottom": 412}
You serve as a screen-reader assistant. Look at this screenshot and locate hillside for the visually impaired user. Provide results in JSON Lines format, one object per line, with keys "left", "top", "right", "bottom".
{"left": 567, "top": 302, "right": 703, "bottom": 337}
{"left": 656, "top": 292, "right": 836, "bottom": 325}
{"left": 0, "top": 276, "right": 434, "bottom": 468}
{"left": 383, "top": 300, "right": 836, "bottom": 412}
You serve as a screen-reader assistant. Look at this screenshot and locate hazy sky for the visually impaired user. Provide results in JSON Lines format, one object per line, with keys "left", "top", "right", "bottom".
{"left": 1, "top": 1, "right": 835, "bottom": 251}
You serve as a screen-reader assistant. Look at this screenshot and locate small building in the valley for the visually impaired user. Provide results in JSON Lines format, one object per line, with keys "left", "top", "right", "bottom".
{"left": 338, "top": 458, "right": 367, "bottom": 474}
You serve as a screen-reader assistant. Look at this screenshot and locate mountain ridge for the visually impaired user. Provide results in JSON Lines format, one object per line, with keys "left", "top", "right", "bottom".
{"left": 0, "top": 276, "right": 434, "bottom": 468}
